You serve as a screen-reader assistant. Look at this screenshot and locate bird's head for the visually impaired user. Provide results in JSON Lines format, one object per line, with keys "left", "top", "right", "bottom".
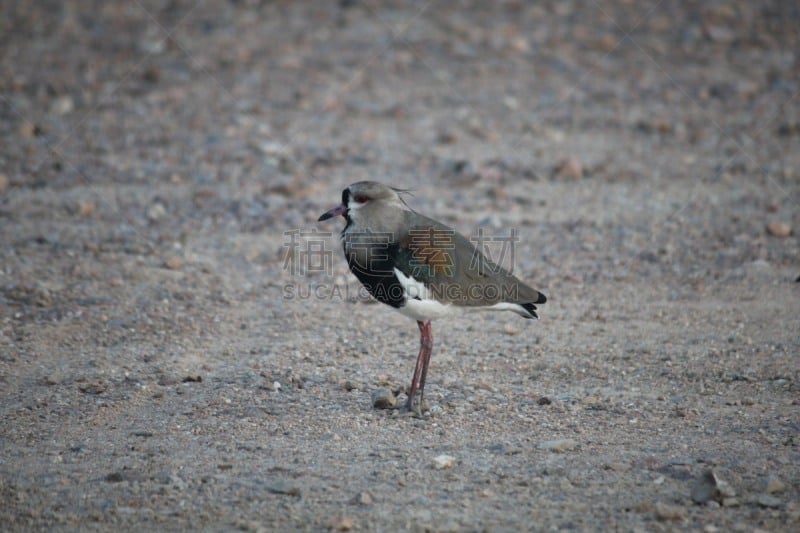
{"left": 318, "top": 181, "right": 409, "bottom": 223}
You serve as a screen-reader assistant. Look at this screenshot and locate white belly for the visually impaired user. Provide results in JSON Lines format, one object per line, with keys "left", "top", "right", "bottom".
{"left": 396, "top": 296, "right": 464, "bottom": 321}
{"left": 391, "top": 267, "right": 457, "bottom": 320}
{"left": 392, "top": 267, "right": 533, "bottom": 321}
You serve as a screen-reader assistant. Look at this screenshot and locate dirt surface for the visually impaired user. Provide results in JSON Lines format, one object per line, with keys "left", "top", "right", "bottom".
{"left": 1, "top": 1, "right": 799, "bottom": 531}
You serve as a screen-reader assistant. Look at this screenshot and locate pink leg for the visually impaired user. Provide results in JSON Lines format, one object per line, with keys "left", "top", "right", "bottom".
{"left": 417, "top": 321, "right": 434, "bottom": 406}
{"left": 406, "top": 320, "right": 433, "bottom": 413}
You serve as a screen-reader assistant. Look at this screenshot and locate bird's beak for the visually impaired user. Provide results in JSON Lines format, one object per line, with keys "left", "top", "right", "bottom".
{"left": 318, "top": 203, "right": 347, "bottom": 221}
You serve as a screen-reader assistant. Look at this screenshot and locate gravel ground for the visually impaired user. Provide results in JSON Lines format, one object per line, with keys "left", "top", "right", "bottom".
{"left": 1, "top": 1, "right": 799, "bottom": 531}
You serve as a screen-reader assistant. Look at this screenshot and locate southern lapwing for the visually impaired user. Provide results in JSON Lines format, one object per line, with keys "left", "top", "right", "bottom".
{"left": 318, "top": 181, "right": 546, "bottom": 414}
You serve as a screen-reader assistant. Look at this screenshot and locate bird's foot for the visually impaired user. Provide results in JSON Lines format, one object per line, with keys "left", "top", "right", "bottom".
{"left": 403, "top": 396, "right": 428, "bottom": 418}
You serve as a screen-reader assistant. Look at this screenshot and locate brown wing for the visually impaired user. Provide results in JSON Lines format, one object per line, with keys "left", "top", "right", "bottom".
{"left": 396, "top": 212, "right": 546, "bottom": 307}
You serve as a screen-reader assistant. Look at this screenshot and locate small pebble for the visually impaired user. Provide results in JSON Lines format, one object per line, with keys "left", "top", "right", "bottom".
{"left": 164, "top": 256, "right": 182, "bottom": 270}
{"left": 105, "top": 472, "right": 125, "bottom": 483}
{"left": 717, "top": 478, "right": 736, "bottom": 498}
{"left": 236, "top": 520, "right": 267, "bottom": 533}
{"left": 147, "top": 202, "right": 168, "bottom": 221}
{"left": 765, "top": 476, "right": 785, "bottom": 494}
{"left": 503, "top": 95, "right": 519, "bottom": 110}
{"left": 158, "top": 375, "right": 178, "bottom": 386}
{"left": 509, "top": 37, "right": 530, "bottom": 53}
{"left": 18, "top": 121, "right": 39, "bottom": 138}
{"left": 604, "top": 462, "right": 630, "bottom": 473}
{"left": 722, "top": 497, "right": 739, "bottom": 507}
{"left": 79, "top": 380, "right": 107, "bottom": 395}
{"left": 655, "top": 501, "right": 686, "bottom": 521}
{"left": 371, "top": 387, "right": 397, "bottom": 409}
{"left": 50, "top": 95, "right": 74, "bottom": 115}
{"left": 77, "top": 201, "right": 95, "bottom": 216}
{"left": 43, "top": 372, "right": 65, "bottom": 386}
{"left": 595, "top": 33, "right": 617, "bottom": 52}
{"left": 432, "top": 454, "right": 456, "bottom": 469}
{"left": 437, "top": 129, "right": 458, "bottom": 144}
{"left": 756, "top": 494, "right": 782, "bottom": 509}
{"left": 553, "top": 157, "right": 583, "bottom": 180}
{"left": 327, "top": 515, "right": 354, "bottom": 531}
{"left": 766, "top": 221, "right": 791, "bottom": 237}
{"left": 582, "top": 395, "right": 603, "bottom": 408}
{"left": 139, "top": 33, "right": 165, "bottom": 54}
{"left": 538, "top": 439, "right": 578, "bottom": 453}
{"left": 350, "top": 491, "right": 374, "bottom": 505}
{"left": 691, "top": 469, "right": 734, "bottom": 503}
{"left": 142, "top": 65, "right": 160, "bottom": 83}
{"left": 265, "top": 481, "right": 300, "bottom": 496}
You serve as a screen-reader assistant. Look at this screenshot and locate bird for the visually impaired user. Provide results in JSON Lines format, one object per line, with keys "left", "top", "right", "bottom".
{"left": 318, "top": 181, "right": 546, "bottom": 415}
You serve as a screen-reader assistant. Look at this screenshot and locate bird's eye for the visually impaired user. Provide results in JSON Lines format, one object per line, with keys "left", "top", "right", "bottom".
{"left": 353, "top": 194, "right": 370, "bottom": 203}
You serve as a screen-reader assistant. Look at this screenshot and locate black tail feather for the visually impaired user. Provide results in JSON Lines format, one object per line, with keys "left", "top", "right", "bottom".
{"left": 520, "top": 291, "right": 546, "bottom": 318}
{"left": 520, "top": 302, "right": 540, "bottom": 319}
